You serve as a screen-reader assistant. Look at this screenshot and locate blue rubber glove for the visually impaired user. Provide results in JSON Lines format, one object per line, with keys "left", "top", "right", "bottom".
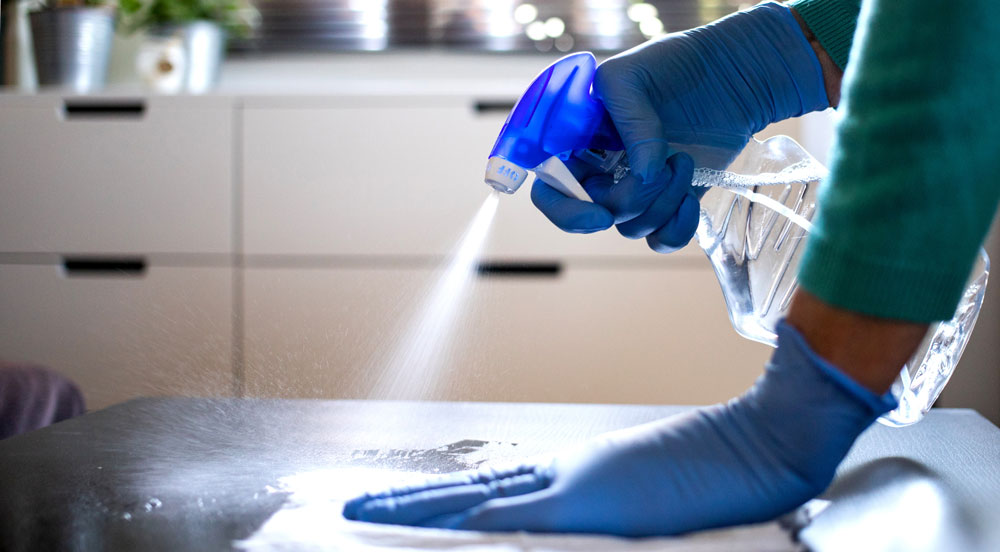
{"left": 533, "top": 2, "right": 829, "bottom": 251}
{"left": 532, "top": 152, "right": 699, "bottom": 252}
{"left": 343, "top": 321, "right": 895, "bottom": 536}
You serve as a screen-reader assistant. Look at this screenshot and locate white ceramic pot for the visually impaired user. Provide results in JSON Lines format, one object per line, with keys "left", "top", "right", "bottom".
{"left": 138, "top": 20, "right": 226, "bottom": 94}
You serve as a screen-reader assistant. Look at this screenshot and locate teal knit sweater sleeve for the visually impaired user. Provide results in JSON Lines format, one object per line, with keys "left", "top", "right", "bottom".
{"left": 797, "top": 0, "right": 1000, "bottom": 321}
{"left": 788, "top": 0, "right": 861, "bottom": 70}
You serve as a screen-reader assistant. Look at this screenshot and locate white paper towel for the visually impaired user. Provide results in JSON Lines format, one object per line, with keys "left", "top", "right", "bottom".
{"left": 235, "top": 468, "right": 800, "bottom": 552}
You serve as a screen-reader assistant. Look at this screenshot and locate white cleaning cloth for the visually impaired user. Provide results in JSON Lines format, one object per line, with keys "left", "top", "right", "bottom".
{"left": 235, "top": 468, "right": 799, "bottom": 552}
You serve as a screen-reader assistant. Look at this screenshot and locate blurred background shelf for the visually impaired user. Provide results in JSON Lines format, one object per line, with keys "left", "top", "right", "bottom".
{"left": 229, "top": 0, "right": 744, "bottom": 54}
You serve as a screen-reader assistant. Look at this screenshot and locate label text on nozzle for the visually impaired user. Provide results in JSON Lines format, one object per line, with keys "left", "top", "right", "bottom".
{"left": 485, "top": 156, "right": 529, "bottom": 194}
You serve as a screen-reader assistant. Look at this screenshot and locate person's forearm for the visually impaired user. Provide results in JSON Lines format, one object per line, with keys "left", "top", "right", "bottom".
{"left": 777, "top": 3, "right": 915, "bottom": 393}
{"left": 786, "top": 290, "right": 928, "bottom": 394}
{"left": 790, "top": 7, "right": 844, "bottom": 107}
{"left": 784, "top": 4, "right": 921, "bottom": 394}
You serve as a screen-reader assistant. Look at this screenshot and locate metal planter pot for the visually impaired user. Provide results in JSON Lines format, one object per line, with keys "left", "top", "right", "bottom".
{"left": 30, "top": 7, "right": 113, "bottom": 93}
{"left": 145, "top": 21, "right": 226, "bottom": 94}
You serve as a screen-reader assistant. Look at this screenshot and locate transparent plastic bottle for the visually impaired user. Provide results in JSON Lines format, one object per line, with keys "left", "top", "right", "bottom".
{"left": 690, "top": 136, "right": 827, "bottom": 346}
{"left": 677, "top": 136, "right": 989, "bottom": 426}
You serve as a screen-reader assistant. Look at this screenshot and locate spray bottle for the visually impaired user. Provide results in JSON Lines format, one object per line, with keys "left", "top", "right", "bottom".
{"left": 484, "top": 52, "right": 989, "bottom": 427}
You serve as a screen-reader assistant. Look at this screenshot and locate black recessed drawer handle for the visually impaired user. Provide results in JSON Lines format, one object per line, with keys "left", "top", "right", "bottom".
{"left": 63, "top": 100, "right": 146, "bottom": 119}
{"left": 476, "top": 261, "right": 562, "bottom": 278}
{"left": 473, "top": 100, "right": 517, "bottom": 115}
{"left": 62, "top": 257, "right": 147, "bottom": 277}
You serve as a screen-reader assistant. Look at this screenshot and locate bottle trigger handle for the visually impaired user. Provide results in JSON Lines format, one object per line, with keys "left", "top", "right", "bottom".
{"left": 533, "top": 156, "right": 592, "bottom": 202}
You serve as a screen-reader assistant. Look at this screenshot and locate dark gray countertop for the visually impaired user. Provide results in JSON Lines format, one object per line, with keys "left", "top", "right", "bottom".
{"left": 0, "top": 398, "right": 997, "bottom": 551}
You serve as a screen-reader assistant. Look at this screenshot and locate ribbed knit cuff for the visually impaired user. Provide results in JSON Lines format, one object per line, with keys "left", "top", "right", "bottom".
{"left": 788, "top": 0, "right": 861, "bottom": 70}
{"left": 799, "top": 232, "right": 968, "bottom": 323}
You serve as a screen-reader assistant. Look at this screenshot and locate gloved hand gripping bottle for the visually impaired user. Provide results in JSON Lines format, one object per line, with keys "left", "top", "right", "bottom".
{"left": 485, "top": 52, "right": 990, "bottom": 427}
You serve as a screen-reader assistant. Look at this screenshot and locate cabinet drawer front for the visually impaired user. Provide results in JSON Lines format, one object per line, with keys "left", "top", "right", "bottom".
{"left": 243, "top": 265, "right": 769, "bottom": 404}
{"left": 242, "top": 104, "right": 700, "bottom": 259}
{"left": 0, "top": 264, "right": 234, "bottom": 409}
{"left": 0, "top": 98, "right": 233, "bottom": 254}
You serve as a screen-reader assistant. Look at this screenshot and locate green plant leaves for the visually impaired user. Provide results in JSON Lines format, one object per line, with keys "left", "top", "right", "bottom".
{"left": 116, "top": 0, "right": 257, "bottom": 36}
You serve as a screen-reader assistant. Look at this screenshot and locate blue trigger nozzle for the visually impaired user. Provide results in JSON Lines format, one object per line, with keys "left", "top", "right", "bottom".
{"left": 484, "top": 52, "right": 623, "bottom": 196}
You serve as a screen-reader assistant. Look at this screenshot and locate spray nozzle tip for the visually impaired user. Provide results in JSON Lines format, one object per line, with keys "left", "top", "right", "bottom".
{"left": 484, "top": 156, "right": 528, "bottom": 194}
{"left": 486, "top": 180, "right": 517, "bottom": 194}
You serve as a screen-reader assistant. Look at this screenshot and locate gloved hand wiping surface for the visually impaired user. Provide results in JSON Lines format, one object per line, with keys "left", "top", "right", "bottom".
{"left": 343, "top": 321, "right": 895, "bottom": 536}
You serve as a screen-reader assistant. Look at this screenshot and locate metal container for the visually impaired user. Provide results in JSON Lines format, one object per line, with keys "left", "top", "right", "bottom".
{"left": 29, "top": 7, "right": 113, "bottom": 92}
{"left": 147, "top": 21, "right": 227, "bottom": 94}
{"left": 2, "top": 1, "right": 39, "bottom": 89}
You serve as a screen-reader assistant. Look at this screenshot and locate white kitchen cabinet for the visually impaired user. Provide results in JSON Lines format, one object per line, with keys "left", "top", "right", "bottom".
{"left": 0, "top": 95, "right": 234, "bottom": 255}
{"left": 243, "top": 264, "right": 771, "bottom": 405}
{"left": 241, "top": 98, "right": 700, "bottom": 260}
{"left": 0, "top": 263, "right": 234, "bottom": 409}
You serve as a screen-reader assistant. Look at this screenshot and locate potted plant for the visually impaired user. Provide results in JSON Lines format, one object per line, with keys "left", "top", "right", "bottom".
{"left": 29, "top": 0, "right": 116, "bottom": 92}
{"left": 118, "top": 0, "right": 256, "bottom": 93}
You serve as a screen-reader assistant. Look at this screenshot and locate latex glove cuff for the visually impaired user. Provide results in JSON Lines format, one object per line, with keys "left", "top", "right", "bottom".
{"left": 776, "top": 320, "right": 899, "bottom": 416}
